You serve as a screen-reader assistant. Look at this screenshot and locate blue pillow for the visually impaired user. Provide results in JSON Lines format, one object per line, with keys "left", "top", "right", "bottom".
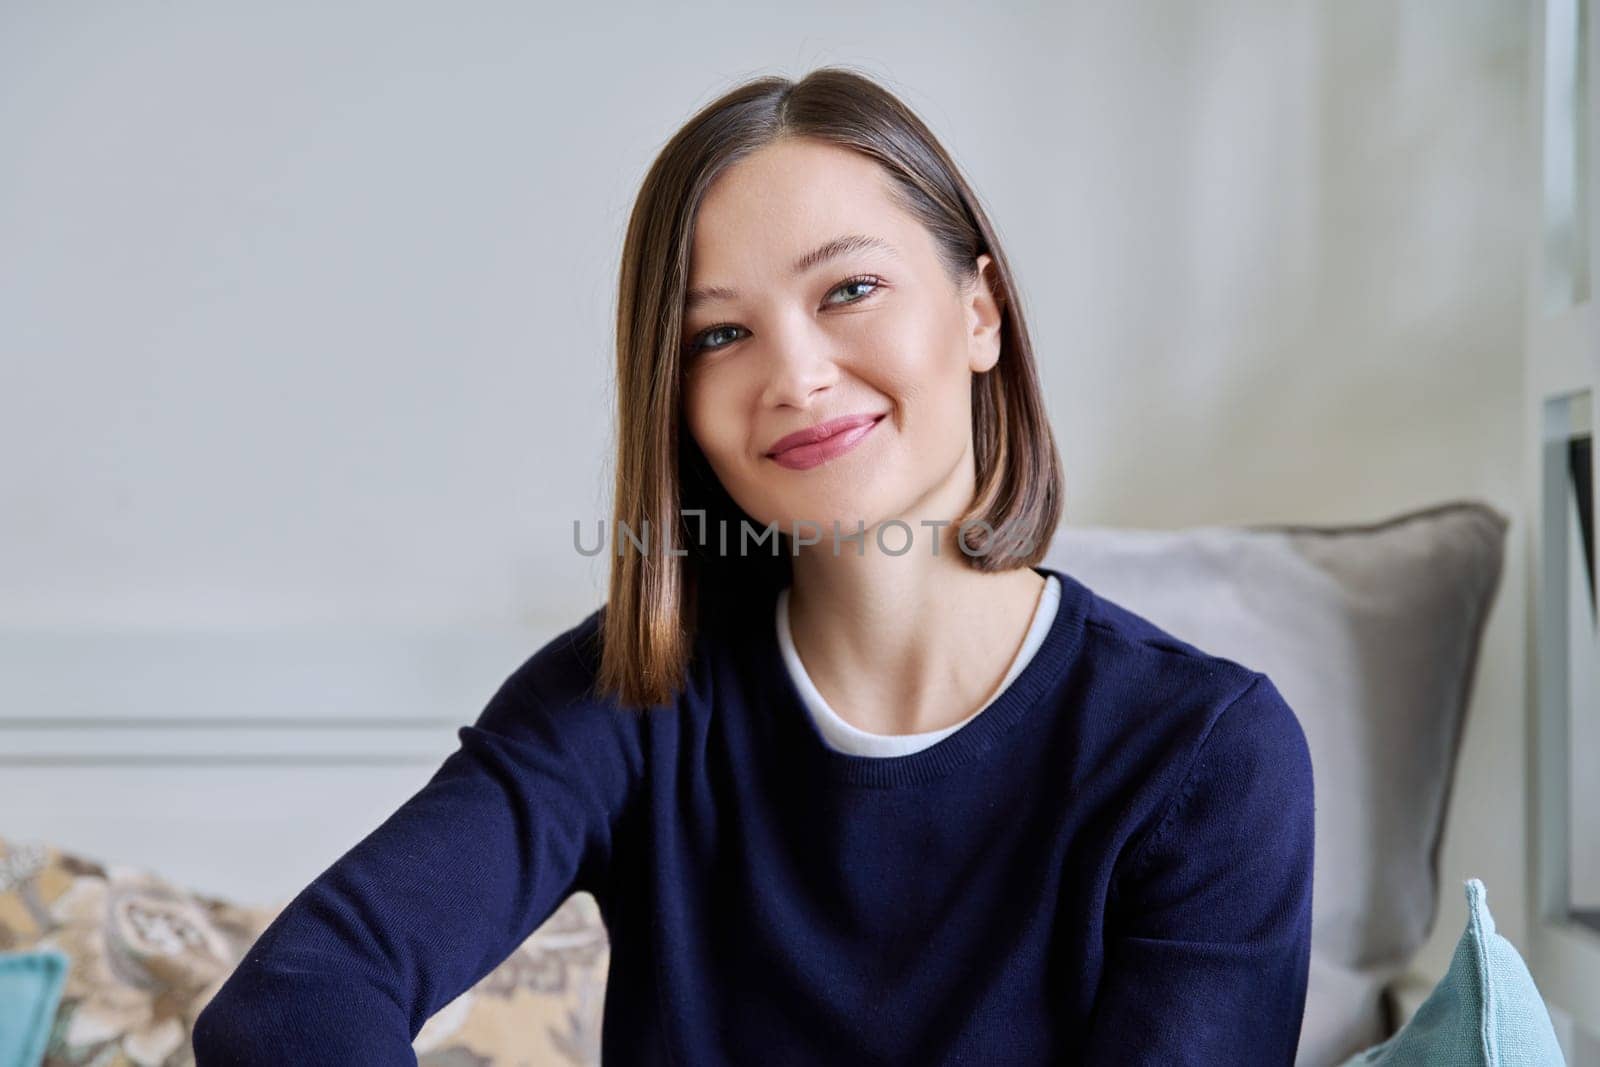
{"left": 1338, "top": 879, "right": 1564, "bottom": 1066}
{"left": 0, "top": 948, "right": 68, "bottom": 1067}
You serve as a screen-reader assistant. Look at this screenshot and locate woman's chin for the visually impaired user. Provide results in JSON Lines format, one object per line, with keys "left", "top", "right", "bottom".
{"left": 763, "top": 506, "right": 919, "bottom": 555}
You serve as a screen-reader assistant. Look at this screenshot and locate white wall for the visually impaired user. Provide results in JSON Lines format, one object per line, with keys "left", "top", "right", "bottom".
{"left": 0, "top": 0, "right": 1530, "bottom": 995}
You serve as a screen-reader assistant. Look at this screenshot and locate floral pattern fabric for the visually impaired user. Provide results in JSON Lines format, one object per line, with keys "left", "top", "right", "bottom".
{"left": 0, "top": 835, "right": 608, "bottom": 1067}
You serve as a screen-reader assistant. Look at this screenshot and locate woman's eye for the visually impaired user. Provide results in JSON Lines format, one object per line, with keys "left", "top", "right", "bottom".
{"left": 692, "top": 325, "right": 743, "bottom": 353}
{"left": 825, "top": 275, "right": 882, "bottom": 306}
{"left": 684, "top": 274, "right": 883, "bottom": 356}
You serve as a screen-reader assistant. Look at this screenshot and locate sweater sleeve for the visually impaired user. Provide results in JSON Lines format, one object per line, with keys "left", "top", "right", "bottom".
{"left": 192, "top": 639, "right": 634, "bottom": 1066}
{"left": 1082, "top": 672, "right": 1316, "bottom": 1066}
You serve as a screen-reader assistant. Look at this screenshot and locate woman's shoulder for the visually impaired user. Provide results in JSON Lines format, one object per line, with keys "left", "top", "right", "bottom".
{"left": 464, "top": 609, "right": 648, "bottom": 783}
{"left": 1066, "top": 577, "right": 1308, "bottom": 774}
{"left": 484, "top": 599, "right": 736, "bottom": 729}
{"left": 1072, "top": 578, "right": 1250, "bottom": 681}
{"left": 493, "top": 607, "right": 608, "bottom": 712}
{"left": 1064, "top": 580, "right": 1313, "bottom": 890}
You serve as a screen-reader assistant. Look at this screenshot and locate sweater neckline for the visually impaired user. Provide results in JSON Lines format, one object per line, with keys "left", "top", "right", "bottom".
{"left": 775, "top": 575, "right": 1062, "bottom": 757}
{"left": 757, "top": 564, "right": 1091, "bottom": 788}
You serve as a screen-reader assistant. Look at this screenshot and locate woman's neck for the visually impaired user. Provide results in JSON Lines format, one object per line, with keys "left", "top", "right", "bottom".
{"left": 784, "top": 549, "right": 1048, "bottom": 737}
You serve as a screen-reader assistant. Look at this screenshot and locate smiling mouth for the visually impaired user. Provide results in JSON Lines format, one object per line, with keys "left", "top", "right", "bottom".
{"left": 765, "top": 413, "right": 887, "bottom": 471}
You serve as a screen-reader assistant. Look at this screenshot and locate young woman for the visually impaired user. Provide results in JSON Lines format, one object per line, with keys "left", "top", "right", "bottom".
{"left": 194, "top": 68, "right": 1316, "bottom": 1065}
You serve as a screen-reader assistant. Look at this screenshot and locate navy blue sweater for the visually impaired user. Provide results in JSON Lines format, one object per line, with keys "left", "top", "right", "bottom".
{"left": 192, "top": 564, "right": 1316, "bottom": 1065}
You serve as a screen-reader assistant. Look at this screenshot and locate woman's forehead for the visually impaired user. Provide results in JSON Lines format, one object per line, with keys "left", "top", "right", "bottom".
{"left": 687, "top": 154, "right": 927, "bottom": 292}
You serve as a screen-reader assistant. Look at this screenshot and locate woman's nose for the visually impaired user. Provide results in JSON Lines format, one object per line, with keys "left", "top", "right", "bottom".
{"left": 758, "top": 319, "right": 841, "bottom": 409}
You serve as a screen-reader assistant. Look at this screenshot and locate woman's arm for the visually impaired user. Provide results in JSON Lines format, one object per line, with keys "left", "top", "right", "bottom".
{"left": 192, "top": 643, "right": 634, "bottom": 1066}
{"left": 1082, "top": 673, "right": 1317, "bottom": 1065}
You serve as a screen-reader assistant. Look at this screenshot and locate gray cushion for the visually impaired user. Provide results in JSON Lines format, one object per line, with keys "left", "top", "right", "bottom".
{"left": 1043, "top": 499, "right": 1508, "bottom": 1066}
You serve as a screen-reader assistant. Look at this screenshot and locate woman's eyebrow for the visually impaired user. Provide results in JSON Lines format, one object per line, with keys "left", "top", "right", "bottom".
{"left": 685, "top": 234, "right": 899, "bottom": 310}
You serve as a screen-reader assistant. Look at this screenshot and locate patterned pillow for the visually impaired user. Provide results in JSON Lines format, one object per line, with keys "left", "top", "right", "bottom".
{"left": 412, "top": 890, "right": 608, "bottom": 1067}
{"left": 0, "top": 835, "right": 609, "bottom": 1067}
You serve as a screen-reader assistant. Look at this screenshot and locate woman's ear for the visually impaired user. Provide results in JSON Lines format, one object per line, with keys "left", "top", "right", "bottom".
{"left": 966, "top": 253, "right": 1003, "bottom": 374}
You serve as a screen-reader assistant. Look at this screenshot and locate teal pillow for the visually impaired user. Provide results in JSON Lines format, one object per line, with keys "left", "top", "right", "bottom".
{"left": 0, "top": 948, "right": 69, "bottom": 1067}
{"left": 1339, "top": 879, "right": 1564, "bottom": 1066}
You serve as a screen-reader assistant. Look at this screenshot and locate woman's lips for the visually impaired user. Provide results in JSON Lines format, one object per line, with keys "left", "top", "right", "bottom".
{"left": 765, "top": 412, "right": 887, "bottom": 471}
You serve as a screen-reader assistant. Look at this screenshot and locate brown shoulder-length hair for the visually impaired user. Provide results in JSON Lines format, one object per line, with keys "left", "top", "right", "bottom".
{"left": 596, "top": 65, "right": 1064, "bottom": 711}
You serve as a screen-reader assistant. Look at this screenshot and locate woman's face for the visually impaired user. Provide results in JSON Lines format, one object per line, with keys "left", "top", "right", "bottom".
{"left": 680, "top": 137, "right": 1001, "bottom": 545}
